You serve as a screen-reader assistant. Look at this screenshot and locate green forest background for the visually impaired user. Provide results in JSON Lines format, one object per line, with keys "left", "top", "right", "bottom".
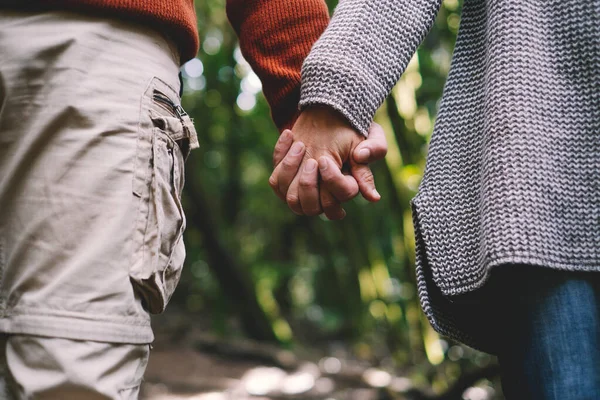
{"left": 159, "top": 0, "right": 502, "bottom": 398}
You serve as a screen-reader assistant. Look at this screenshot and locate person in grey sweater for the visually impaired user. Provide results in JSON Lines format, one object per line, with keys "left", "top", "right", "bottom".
{"left": 269, "top": 0, "right": 599, "bottom": 398}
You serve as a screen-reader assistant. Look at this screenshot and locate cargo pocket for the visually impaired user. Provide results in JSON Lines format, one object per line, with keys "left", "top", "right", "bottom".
{"left": 130, "top": 81, "right": 197, "bottom": 314}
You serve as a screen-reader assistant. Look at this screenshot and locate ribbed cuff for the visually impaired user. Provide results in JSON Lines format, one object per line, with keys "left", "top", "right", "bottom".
{"left": 299, "top": 63, "right": 385, "bottom": 137}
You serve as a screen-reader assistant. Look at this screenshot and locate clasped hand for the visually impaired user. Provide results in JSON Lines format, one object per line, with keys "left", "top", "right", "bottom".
{"left": 269, "top": 106, "right": 388, "bottom": 219}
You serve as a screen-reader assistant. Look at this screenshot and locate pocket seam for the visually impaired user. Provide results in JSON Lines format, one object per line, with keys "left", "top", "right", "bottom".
{"left": 129, "top": 76, "right": 186, "bottom": 314}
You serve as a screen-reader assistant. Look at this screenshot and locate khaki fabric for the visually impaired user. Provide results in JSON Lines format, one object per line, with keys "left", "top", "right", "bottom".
{"left": 0, "top": 335, "right": 149, "bottom": 399}
{"left": 0, "top": 10, "right": 197, "bottom": 344}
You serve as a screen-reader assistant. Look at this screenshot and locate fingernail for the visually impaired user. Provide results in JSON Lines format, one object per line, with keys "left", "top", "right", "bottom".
{"left": 358, "top": 148, "right": 370, "bottom": 161}
{"left": 372, "top": 189, "right": 381, "bottom": 200}
{"left": 318, "top": 157, "right": 328, "bottom": 171}
{"left": 291, "top": 142, "right": 304, "bottom": 155}
{"left": 304, "top": 160, "right": 317, "bottom": 172}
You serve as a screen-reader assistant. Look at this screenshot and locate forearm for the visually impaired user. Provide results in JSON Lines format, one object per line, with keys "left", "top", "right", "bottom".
{"left": 226, "top": 0, "right": 330, "bottom": 131}
{"left": 299, "top": 0, "right": 443, "bottom": 136}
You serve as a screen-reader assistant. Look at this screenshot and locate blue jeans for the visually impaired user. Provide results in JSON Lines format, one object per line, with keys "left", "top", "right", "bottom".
{"left": 492, "top": 266, "right": 600, "bottom": 399}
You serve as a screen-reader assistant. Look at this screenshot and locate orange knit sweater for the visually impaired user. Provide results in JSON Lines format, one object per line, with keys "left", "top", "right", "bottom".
{"left": 227, "top": 0, "right": 330, "bottom": 129}
{"left": 0, "top": 0, "right": 330, "bottom": 130}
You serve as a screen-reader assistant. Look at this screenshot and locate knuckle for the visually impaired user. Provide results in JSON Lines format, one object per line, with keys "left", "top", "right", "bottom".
{"left": 276, "top": 136, "right": 288, "bottom": 147}
{"left": 281, "top": 158, "right": 297, "bottom": 169}
{"left": 360, "top": 171, "right": 375, "bottom": 184}
{"left": 274, "top": 143, "right": 288, "bottom": 156}
{"left": 268, "top": 175, "right": 278, "bottom": 189}
{"left": 320, "top": 170, "right": 335, "bottom": 182}
{"left": 299, "top": 177, "right": 316, "bottom": 188}
{"left": 286, "top": 193, "right": 300, "bottom": 207}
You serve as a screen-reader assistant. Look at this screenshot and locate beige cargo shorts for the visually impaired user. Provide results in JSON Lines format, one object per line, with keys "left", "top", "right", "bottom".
{"left": 0, "top": 9, "right": 198, "bottom": 398}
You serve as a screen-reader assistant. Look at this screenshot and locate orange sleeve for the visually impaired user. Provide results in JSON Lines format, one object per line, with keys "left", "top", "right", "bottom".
{"left": 226, "top": 0, "right": 330, "bottom": 132}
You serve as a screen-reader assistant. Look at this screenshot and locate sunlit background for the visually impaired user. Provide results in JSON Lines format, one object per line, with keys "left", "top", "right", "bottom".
{"left": 143, "top": 0, "right": 503, "bottom": 399}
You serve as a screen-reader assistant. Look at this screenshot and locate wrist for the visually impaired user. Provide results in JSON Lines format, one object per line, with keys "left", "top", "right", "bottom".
{"left": 296, "top": 105, "right": 357, "bottom": 133}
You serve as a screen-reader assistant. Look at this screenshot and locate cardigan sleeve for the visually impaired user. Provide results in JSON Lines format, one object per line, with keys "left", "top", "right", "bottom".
{"left": 226, "top": 0, "right": 330, "bottom": 131}
{"left": 299, "top": 0, "right": 443, "bottom": 136}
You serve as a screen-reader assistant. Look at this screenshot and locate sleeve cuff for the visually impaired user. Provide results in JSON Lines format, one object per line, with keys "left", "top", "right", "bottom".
{"left": 299, "top": 63, "right": 386, "bottom": 137}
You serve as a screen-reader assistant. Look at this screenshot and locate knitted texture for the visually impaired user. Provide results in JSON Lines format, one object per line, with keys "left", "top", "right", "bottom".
{"left": 301, "top": 0, "right": 600, "bottom": 352}
{"left": 300, "top": 0, "right": 443, "bottom": 136}
{"left": 227, "top": 0, "right": 330, "bottom": 131}
{"left": 0, "top": 0, "right": 198, "bottom": 62}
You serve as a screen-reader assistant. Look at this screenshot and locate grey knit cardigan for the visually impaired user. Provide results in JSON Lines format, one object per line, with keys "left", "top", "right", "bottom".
{"left": 299, "top": 0, "right": 599, "bottom": 352}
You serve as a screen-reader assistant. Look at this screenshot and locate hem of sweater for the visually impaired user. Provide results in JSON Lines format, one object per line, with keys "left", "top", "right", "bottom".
{"left": 298, "top": 97, "right": 369, "bottom": 137}
{"left": 417, "top": 252, "right": 600, "bottom": 354}
{"left": 0, "top": 311, "right": 154, "bottom": 344}
{"left": 441, "top": 254, "right": 600, "bottom": 297}
{"left": 411, "top": 193, "right": 600, "bottom": 296}
{"left": 412, "top": 199, "right": 600, "bottom": 354}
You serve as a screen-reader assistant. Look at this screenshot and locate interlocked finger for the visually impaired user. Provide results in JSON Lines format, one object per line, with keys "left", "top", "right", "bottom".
{"left": 320, "top": 186, "right": 346, "bottom": 220}
{"left": 298, "top": 159, "right": 322, "bottom": 216}
{"left": 269, "top": 141, "right": 305, "bottom": 201}
{"left": 286, "top": 174, "right": 304, "bottom": 215}
{"left": 351, "top": 163, "right": 380, "bottom": 202}
{"left": 318, "top": 157, "right": 359, "bottom": 202}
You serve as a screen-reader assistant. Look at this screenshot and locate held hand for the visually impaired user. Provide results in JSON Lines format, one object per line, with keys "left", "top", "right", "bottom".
{"left": 320, "top": 122, "right": 388, "bottom": 205}
{"left": 285, "top": 106, "right": 362, "bottom": 219}
{"left": 269, "top": 107, "right": 388, "bottom": 219}
{"left": 271, "top": 132, "right": 349, "bottom": 219}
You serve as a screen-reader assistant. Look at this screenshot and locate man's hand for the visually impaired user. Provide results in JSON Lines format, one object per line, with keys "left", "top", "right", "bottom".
{"left": 269, "top": 106, "right": 387, "bottom": 219}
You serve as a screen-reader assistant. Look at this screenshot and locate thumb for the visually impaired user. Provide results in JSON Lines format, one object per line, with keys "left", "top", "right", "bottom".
{"left": 353, "top": 123, "right": 388, "bottom": 164}
{"left": 351, "top": 163, "right": 381, "bottom": 202}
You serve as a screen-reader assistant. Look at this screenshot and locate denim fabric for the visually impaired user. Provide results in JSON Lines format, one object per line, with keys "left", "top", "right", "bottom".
{"left": 492, "top": 267, "right": 600, "bottom": 399}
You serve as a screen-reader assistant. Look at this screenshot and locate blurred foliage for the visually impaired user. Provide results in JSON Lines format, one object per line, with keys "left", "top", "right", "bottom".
{"left": 173, "top": 0, "right": 499, "bottom": 397}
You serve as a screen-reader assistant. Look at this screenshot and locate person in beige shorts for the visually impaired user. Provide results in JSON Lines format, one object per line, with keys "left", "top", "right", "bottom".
{"left": 0, "top": 11, "right": 200, "bottom": 397}
{"left": 0, "top": 3, "right": 388, "bottom": 398}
